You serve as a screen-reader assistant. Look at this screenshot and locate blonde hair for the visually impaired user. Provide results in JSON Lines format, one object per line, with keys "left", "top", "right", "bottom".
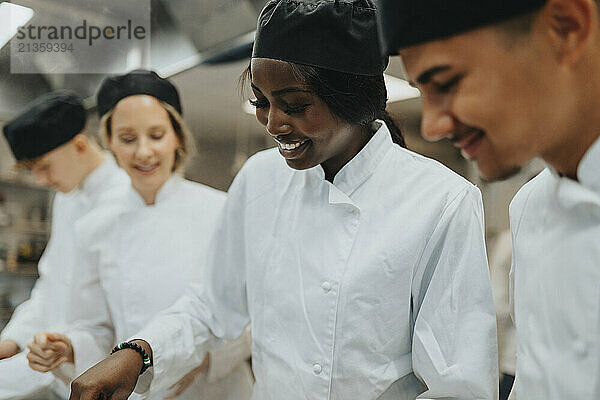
{"left": 99, "top": 100, "right": 195, "bottom": 172}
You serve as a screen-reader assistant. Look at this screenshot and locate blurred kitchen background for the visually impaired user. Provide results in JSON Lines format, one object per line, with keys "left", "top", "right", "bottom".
{"left": 0, "top": 1, "right": 544, "bottom": 384}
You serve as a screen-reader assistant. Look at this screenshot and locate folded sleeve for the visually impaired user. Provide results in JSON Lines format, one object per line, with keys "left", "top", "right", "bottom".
{"left": 412, "top": 185, "right": 499, "bottom": 400}
{"left": 133, "top": 165, "right": 252, "bottom": 395}
{"left": 63, "top": 217, "right": 116, "bottom": 380}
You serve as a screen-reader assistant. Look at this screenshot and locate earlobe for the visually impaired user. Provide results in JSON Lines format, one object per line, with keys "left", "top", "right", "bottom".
{"left": 543, "top": 0, "right": 594, "bottom": 64}
{"left": 73, "top": 134, "right": 88, "bottom": 152}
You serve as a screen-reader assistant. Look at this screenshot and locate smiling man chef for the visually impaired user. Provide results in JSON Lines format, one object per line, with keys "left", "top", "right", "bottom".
{"left": 377, "top": 0, "right": 600, "bottom": 398}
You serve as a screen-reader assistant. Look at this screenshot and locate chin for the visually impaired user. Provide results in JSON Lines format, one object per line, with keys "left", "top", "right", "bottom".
{"left": 477, "top": 160, "right": 522, "bottom": 182}
{"left": 284, "top": 159, "right": 316, "bottom": 171}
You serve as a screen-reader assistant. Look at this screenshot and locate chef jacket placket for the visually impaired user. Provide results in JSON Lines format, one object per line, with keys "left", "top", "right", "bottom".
{"left": 321, "top": 182, "right": 361, "bottom": 399}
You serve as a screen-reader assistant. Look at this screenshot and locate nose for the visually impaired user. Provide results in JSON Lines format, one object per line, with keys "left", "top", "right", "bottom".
{"left": 135, "top": 136, "right": 153, "bottom": 160}
{"left": 420, "top": 96, "right": 455, "bottom": 142}
{"left": 264, "top": 107, "right": 293, "bottom": 137}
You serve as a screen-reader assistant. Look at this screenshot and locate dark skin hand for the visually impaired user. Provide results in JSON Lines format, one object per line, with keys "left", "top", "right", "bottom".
{"left": 69, "top": 340, "right": 152, "bottom": 400}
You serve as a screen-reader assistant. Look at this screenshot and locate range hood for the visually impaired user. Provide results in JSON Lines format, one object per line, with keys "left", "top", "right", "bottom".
{"left": 0, "top": 0, "right": 267, "bottom": 115}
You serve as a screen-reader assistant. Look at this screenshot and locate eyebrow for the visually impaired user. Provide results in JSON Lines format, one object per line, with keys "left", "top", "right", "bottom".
{"left": 415, "top": 65, "right": 451, "bottom": 86}
{"left": 251, "top": 83, "right": 311, "bottom": 97}
{"left": 116, "top": 128, "right": 135, "bottom": 133}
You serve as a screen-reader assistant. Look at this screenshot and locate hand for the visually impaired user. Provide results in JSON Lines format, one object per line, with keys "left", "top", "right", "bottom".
{"left": 69, "top": 340, "right": 151, "bottom": 400}
{"left": 0, "top": 339, "right": 20, "bottom": 359}
{"left": 164, "top": 353, "right": 209, "bottom": 399}
{"left": 27, "top": 332, "right": 74, "bottom": 372}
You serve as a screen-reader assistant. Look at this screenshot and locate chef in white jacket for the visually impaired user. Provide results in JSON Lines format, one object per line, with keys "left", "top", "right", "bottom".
{"left": 69, "top": 2, "right": 498, "bottom": 399}
{"left": 36, "top": 70, "right": 253, "bottom": 400}
{"left": 0, "top": 92, "right": 128, "bottom": 399}
{"left": 378, "top": 0, "right": 600, "bottom": 398}
{"left": 509, "top": 148, "right": 600, "bottom": 399}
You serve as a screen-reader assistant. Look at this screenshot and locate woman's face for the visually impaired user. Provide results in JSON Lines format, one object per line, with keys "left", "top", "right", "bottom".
{"left": 109, "top": 95, "right": 179, "bottom": 202}
{"left": 250, "top": 58, "right": 370, "bottom": 179}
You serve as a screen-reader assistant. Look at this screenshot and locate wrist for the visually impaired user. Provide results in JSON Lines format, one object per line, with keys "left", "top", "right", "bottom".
{"left": 111, "top": 340, "right": 152, "bottom": 375}
{"left": 130, "top": 339, "right": 152, "bottom": 362}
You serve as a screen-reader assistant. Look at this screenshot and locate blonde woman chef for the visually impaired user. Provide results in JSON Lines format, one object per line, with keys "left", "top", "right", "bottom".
{"left": 34, "top": 70, "right": 253, "bottom": 400}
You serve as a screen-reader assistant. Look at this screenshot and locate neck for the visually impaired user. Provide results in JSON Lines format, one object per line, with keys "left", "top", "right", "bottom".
{"left": 545, "top": 52, "right": 600, "bottom": 179}
{"left": 132, "top": 183, "right": 158, "bottom": 205}
{"left": 132, "top": 176, "right": 172, "bottom": 205}
{"left": 543, "top": 131, "right": 599, "bottom": 180}
{"left": 321, "top": 125, "right": 372, "bottom": 183}
{"left": 79, "top": 147, "right": 106, "bottom": 186}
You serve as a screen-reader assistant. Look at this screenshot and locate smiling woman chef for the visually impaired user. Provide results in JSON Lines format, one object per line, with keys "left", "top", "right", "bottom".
{"left": 31, "top": 70, "right": 253, "bottom": 400}
{"left": 69, "top": 1, "right": 497, "bottom": 399}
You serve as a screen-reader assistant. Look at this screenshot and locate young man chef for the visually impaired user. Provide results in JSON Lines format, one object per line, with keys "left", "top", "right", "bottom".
{"left": 0, "top": 91, "right": 128, "bottom": 399}
{"left": 378, "top": 0, "right": 600, "bottom": 398}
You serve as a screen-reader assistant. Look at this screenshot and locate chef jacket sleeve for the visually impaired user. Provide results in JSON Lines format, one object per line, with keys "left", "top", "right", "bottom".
{"left": 62, "top": 218, "right": 115, "bottom": 381}
{"left": 133, "top": 165, "right": 252, "bottom": 395}
{"left": 0, "top": 251, "right": 51, "bottom": 351}
{"left": 411, "top": 185, "right": 499, "bottom": 400}
{"left": 0, "top": 197, "right": 65, "bottom": 351}
{"left": 508, "top": 187, "right": 529, "bottom": 330}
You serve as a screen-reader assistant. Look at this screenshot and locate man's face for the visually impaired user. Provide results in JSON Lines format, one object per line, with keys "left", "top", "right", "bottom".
{"left": 30, "top": 140, "right": 85, "bottom": 193}
{"left": 401, "top": 24, "right": 567, "bottom": 181}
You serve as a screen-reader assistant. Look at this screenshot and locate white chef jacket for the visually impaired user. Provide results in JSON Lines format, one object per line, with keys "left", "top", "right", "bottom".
{"left": 488, "top": 230, "right": 516, "bottom": 376}
{"left": 68, "top": 176, "right": 253, "bottom": 400}
{"left": 0, "top": 156, "right": 128, "bottom": 399}
{"left": 509, "top": 137, "right": 600, "bottom": 399}
{"left": 135, "top": 121, "right": 498, "bottom": 400}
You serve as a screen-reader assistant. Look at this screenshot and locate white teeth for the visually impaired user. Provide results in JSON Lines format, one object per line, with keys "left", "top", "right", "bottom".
{"left": 279, "top": 141, "right": 305, "bottom": 151}
{"left": 137, "top": 165, "right": 156, "bottom": 171}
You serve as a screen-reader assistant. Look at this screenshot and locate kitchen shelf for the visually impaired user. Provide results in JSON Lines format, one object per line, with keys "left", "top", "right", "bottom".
{"left": 0, "top": 219, "right": 50, "bottom": 235}
{"left": 0, "top": 179, "right": 46, "bottom": 192}
{"left": 0, "top": 264, "right": 39, "bottom": 278}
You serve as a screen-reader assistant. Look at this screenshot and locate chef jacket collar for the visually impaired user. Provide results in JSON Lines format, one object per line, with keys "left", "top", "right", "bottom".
{"left": 546, "top": 136, "right": 600, "bottom": 211}
{"left": 577, "top": 135, "right": 600, "bottom": 196}
{"left": 128, "top": 174, "right": 183, "bottom": 208}
{"left": 309, "top": 120, "right": 393, "bottom": 200}
{"left": 79, "top": 153, "right": 120, "bottom": 200}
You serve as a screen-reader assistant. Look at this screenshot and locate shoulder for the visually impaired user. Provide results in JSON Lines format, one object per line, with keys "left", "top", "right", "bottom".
{"left": 178, "top": 179, "right": 227, "bottom": 207}
{"left": 229, "top": 147, "right": 289, "bottom": 200}
{"left": 509, "top": 168, "right": 552, "bottom": 234}
{"left": 74, "top": 190, "right": 129, "bottom": 247}
{"left": 241, "top": 147, "right": 286, "bottom": 177}
{"left": 384, "top": 144, "right": 481, "bottom": 205}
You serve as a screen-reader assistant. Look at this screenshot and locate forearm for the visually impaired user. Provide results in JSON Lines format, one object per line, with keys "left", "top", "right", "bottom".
{"left": 132, "top": 300, "right": 219, "bottom": 395}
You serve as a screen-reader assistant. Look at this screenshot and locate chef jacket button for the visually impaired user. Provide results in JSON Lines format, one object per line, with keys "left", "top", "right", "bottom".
{"left": 321, "top": 281, "right": 332, "bottom": 293}
{"left": 573, "top": 341, "right": 589, "bottom": 357}
{"left": 313, "top": 363, "right": 322, "bottom": 375}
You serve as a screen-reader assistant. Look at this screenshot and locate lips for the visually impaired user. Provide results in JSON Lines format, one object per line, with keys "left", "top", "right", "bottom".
{"left": 452, "top": 130, "right": 485, "bottom": 160}
{"left": 273, "top": 137, "right": 311, "bottom": 160}
{"left": 133, "top": 163, "right": 159, "bottom": 174}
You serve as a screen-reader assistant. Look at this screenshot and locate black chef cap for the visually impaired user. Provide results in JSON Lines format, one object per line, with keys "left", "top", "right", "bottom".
{"left": 97, "top": 69, "right": 182, "bottom": 117}
{"left": 377, "top": 0, "right": 547, "bottom": 55}
{"left": 253, "top": 0, "right": 388, "bottom": 76}
{"left": 3, "top": 91, "right": 86, "bottom": 162}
